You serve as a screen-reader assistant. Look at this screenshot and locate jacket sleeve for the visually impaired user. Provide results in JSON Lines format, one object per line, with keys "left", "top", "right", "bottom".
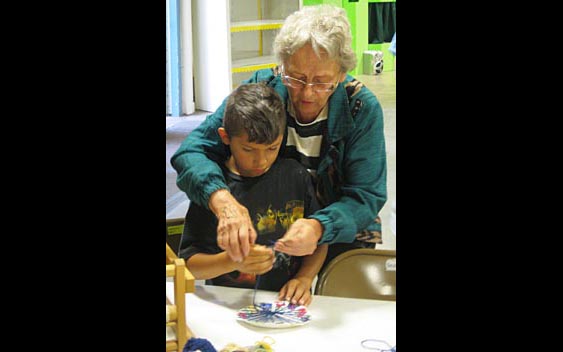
{"left": 170, "top": 73, "right": 263, "bottom": 209}
{"left": 310, "top": 93, "right": 387, "bottom": 244}
{"left": 170, "top": 101, "right": 229, "bottom": 209}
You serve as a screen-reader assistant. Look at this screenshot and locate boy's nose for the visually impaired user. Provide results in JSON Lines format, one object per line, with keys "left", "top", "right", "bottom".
{"left": 255, "top": 153, "right": 268, "bottom": 167}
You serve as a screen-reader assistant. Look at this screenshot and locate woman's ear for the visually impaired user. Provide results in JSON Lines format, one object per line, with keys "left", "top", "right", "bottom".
{"left": 217, "top": 127, "right": 230, "bottom": 145}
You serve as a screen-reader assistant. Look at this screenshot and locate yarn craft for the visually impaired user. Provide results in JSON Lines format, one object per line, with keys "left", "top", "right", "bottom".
{"left": 237, "top": 300, "right": 311, "bottom": 328}
{"left": 220, "top": 336, "right": 275, "bottom": 352}
{"left": 239, "top": 242, "right": 311, "bottom": 328}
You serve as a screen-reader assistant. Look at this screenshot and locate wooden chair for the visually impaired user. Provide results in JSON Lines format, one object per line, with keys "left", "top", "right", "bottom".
{"left": 166, "top": 243, "right": 195, "bottom": 351}
{"left": 315, "top": 248, "right": 396, "bottom": 301}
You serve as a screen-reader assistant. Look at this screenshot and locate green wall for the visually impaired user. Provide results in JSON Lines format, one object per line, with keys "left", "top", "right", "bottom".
{"left": 303, "top": 0, "right": 341, "bottom": 6}
{"left": 303, "top": 0, "right": 396, "bottom": 75}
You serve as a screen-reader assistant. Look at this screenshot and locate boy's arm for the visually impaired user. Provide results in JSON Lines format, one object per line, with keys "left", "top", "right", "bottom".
{"left": 278, "top": 244, "right": 328, "bottom": 305}
{"left": 187, "top": 245, "right": 276, "bottom": 280}
{"left": 186, "top": 252, "right": 236, "bottom": 280}
{"left": 294, "top": 244, "right": 328, "bottom": 285}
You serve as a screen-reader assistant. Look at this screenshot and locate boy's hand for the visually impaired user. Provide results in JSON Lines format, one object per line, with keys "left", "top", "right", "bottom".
{"left": 234, "top": 244, "right": 275, "bottom": 275}
{"left": 278, "top": 277, "right": 313, "bottom": 306}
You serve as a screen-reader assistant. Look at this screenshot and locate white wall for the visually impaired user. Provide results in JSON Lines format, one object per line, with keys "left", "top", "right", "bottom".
{"left": 180, "top": 0, "right": 195, "bottom": 115}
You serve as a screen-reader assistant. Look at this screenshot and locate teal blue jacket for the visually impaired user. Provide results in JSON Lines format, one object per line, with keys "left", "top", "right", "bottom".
{"left": 171, "top": 68, "right": 387, "bottom": 245}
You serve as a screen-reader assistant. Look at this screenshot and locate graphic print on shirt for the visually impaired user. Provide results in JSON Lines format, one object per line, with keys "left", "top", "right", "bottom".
{"left": 255, "top": 200, "right": 304, "bottom": 235}
{"left": 255, "top": 205, "right": 277, "bottom": 234}
{"left": 224, "top": 200, "right": 306, "bottom": 287}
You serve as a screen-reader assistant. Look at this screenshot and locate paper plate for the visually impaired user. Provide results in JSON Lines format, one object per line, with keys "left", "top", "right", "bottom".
{"left": 237, "top": 300, "right": 311, "bottom": 328}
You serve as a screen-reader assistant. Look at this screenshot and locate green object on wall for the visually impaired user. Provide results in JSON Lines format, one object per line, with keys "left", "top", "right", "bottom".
{"left": 302, "top": 0, "right": 324, "bottom": 5}
{"left": 368, "top": 2, "right": 396, "bottom": 44}
{"left": 343, "top": 0, "right": 395, "bottom": 75}
{"left": 303, "top": 0, "right": 341, "bottom": 6}
{"left": 301, "top": 0, "right": 396, "bottom": 75}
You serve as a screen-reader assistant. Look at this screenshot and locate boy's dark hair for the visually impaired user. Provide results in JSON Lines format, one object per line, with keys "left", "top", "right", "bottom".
{"left": 223, "top": 82, "right": 286, "bottom": 144}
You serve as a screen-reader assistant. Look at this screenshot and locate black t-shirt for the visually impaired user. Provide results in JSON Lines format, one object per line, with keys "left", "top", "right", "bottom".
{"left": 178, "top": 158, "right": 320, "bottom": 291}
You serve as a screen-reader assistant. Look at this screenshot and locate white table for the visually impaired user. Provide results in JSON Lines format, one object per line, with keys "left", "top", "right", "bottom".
{"left": 166, "top": 282, "right": 396, "bottom": 351}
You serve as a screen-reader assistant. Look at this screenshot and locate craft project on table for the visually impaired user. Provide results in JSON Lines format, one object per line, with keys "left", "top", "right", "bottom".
{"left": 237, "top": 300, "right": 311, "bottom": 329}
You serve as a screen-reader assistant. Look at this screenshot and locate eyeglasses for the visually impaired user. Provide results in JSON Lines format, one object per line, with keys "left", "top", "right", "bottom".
{"left": 281, "top": 66, "right": 339, "bottom": 93}
{"left": 361, "top": 339, "right": 396, "bottom": 351}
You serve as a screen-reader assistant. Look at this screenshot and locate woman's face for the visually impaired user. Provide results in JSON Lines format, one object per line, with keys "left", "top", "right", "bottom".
{"left": 283, "top": 43, "right": 345, "bottom": 123}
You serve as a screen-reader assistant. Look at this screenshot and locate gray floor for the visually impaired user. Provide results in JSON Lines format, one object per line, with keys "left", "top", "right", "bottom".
{"left": 166, "top": 114, "right": 207, "bottom": 216}
{"left": 166, "top": 71, "right": 396, "bottom": 250}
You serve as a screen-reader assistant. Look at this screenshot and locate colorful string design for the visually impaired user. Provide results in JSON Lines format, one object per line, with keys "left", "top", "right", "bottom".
{"left": 237, "top": 300, "right": 310, "bottom": 327}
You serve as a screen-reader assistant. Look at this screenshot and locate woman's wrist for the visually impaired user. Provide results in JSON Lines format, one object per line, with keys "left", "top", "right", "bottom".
{"left": 208, "top": 188, "right": 233, "bottom": 217}
{"left": 306, "top": 218, "right": 323, "bottom": 241}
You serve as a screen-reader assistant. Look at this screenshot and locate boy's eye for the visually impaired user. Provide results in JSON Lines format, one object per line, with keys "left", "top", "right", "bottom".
{"left": 269, "top": 146, "right": 278, "bottom": 151}
{"left": 242, "top": 148, "right": 253, "bottom": 152}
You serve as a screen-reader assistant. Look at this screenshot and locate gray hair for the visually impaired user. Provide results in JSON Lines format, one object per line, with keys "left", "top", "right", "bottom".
{"left": 273, "top": 5, "right": 357, "bottom": 73}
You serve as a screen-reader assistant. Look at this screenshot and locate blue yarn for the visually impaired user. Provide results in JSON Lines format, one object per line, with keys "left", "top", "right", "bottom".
{"left": 182, "top": 337, "right": 217, "bottom": 352}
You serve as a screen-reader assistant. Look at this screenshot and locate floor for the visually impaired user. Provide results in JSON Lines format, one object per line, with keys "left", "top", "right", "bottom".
{"left": 166, "top": 71, "right": 396, "bottom": 250}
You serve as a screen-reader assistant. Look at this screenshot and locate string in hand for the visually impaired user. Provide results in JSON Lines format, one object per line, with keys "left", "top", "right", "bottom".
{"left": 252, "top": 274, "right": 261, "bottom": 309}
{"left": 251, "top": 242, "right": 284, "bottom": 310}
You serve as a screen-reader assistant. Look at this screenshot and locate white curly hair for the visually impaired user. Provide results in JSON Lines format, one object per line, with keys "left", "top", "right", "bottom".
{"left": 273, "top": 4, "right": 357, "bottom": 73}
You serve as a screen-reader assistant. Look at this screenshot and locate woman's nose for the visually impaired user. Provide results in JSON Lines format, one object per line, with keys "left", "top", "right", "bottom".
{"left": 302, "top": 83, "right": 315, "bottom": 97}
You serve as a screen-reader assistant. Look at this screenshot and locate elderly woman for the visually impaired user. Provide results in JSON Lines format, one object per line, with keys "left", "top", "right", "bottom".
{"left": 171, "top": 5, "right": 387, "bottom": 271}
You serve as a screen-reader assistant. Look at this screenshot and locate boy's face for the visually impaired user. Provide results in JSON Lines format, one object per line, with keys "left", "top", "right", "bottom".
{"left": 218, "top": 128, "right": 283, "bottom": 178}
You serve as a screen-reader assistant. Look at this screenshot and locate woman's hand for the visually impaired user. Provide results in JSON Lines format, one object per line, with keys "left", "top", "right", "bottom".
{"left": 274, "top": 218, "right": 323, "bottom": 256}
{"left": 233, "top": 244, "right": 275, "bottom": 275}
{"left": 210, "top": 189, "right": 257, "bottom": 262}
{"left": 278, "top": 277, "right": 314, "bottom": 306}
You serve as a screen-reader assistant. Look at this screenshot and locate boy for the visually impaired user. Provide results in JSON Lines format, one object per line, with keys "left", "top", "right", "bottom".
{"left": 178, "top": 83, "right": 327, "bottom": 306}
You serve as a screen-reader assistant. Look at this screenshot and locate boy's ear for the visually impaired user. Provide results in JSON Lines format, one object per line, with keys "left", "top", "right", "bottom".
{"left": 217, "top": 127, "right": 230, "bottom": 145}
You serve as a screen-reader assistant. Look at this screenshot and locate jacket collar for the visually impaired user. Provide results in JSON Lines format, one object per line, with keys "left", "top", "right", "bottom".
{"left": 327, "top": 78, "right": 355, "bottom": 143}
